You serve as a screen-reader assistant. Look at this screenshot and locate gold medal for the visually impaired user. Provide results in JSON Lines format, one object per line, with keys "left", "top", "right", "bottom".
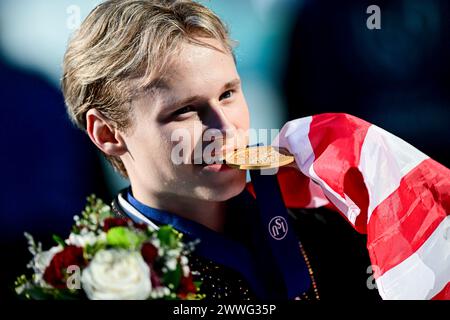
{"left": 224, "top": 146, "right": 295, "bottom": 170}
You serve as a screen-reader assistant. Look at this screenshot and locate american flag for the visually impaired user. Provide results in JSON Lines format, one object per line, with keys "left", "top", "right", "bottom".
{"left": 271, "top": 113, "right": 450, "bottom": 300}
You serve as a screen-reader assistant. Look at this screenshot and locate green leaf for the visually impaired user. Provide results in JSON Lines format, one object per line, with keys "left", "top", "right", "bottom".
{"left": 16, "top": 284, "right": 80, "bottom": 300}
{"left": 85, "top": 240, "right": 106, "bottom": 257}
{"left": 106, "top": 227, "right": 144, "bottom": 249}
{"left": 163, "top": 263, "right": 182, "bottom": 291}
{"left": 52, "top": 234, "right": 66, "bottom": 248}
{"left": 157, "top": 226, "right": 178, "bottom": 249}
{"left": 193, "top": 281, "right": 202, "bottom": 290}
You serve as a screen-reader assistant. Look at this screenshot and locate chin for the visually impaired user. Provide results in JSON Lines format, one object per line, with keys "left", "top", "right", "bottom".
{"left": 198, "top": 173, "right": 247, "bottom": 201}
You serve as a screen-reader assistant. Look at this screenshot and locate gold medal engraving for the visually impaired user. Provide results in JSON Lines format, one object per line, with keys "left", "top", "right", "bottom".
{"left": 225, "top": 146, "right": 294, "bottom": 170}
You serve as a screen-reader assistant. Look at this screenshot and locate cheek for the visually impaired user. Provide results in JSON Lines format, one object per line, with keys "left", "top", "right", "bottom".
{"left": 226, "top": 106, "right": 250, "bottom": 149}
{"left": 239, "top": 108, "right": 250, "bottom": 131}
{"left": 163, "top": 123, "right": 199, "bottom": 165}
{"left": 130, "top": 123, "right": 170, "bottom": 166}
{"left": 231, "top": 97, "right": 250, "bottom": 131}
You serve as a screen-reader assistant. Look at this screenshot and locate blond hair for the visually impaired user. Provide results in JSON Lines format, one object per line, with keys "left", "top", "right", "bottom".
{"left": 62, "top": 0, "right": 234, "bottom": 177}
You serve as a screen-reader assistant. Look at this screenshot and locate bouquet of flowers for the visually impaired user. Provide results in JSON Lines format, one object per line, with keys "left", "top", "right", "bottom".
{"left": 15, "top": 195, "right": 203, "bottom": 300}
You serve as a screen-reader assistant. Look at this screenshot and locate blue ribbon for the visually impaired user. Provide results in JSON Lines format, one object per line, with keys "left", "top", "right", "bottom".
{"left": 249, "top": 169, "right": 311, "bottom": 299}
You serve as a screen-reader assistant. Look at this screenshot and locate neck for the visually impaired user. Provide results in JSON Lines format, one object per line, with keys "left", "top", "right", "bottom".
{"left": 131, "top": 188, "right": 227, "bottom": 233}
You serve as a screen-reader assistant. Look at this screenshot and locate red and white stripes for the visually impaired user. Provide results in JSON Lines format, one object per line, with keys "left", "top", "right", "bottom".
{"left": 272, "top": 113, "right": 450, "bottom": 300}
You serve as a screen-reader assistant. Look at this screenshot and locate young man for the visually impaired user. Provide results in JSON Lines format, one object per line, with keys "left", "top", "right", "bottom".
{"left": 63, "top": 0, "right": 376, "bottom": 300}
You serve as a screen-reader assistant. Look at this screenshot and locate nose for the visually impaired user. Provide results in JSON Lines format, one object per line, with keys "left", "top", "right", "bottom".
{"left": 205, "top": 104, "right": 236, "bottom": 138}
{"left": 199, "top": 104, "right": 241, "bottom": 161}
{"left": 200, "top": 102, "right": 249, "bottom": 157}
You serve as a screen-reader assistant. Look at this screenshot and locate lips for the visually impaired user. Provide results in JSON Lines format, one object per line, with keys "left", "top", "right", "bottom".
{"left": 217, "top": 145, "right": 238, "bottom": 161}
{"left": 201, "top": 163, "right": 234, "bottom": 172}
{"left": 192, "top": 142, "right": 239, "bottom": 165}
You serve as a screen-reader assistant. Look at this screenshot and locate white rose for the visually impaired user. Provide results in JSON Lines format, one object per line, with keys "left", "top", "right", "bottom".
{"left": 81, "top": 249, "right": 152, "bottom": 300}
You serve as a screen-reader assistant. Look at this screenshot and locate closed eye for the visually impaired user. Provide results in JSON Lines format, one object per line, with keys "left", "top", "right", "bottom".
{"left": 173, "top": 105, "right": 195, "bottom": 116}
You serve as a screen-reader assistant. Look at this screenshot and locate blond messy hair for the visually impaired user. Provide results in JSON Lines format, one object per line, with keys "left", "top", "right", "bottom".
{"left": 62, "top": 0, "right": 235, "bottom": 177}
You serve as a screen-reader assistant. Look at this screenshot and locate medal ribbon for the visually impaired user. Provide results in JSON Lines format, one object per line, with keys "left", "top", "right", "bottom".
{"left": 249, "top": 163, "right": 311, "bottom": 298}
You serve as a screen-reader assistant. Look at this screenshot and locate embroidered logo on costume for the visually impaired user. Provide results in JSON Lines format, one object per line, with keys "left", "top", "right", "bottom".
{"left": 268, "top": 216, "right": 288, "bottom": 240}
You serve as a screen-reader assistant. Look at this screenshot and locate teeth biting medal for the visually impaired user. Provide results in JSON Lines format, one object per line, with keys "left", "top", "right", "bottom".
{"left": 224, "top": 146, "right": 295, "bottom": 170}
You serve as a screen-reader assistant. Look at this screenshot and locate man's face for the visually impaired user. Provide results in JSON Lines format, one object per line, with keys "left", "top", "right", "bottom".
{"left": 122, "top": 37, "right": 250, "bottom": 202}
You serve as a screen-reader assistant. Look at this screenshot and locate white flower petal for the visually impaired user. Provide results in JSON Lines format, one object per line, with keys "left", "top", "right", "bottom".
{"left": 81, "top": 249, "right": 152, "bottom": 300}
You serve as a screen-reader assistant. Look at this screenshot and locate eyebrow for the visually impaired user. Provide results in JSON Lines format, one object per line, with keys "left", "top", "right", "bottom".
{"left": 223, "top": 78, "right": 241, "bottom": 91}
{"left": 165, "top": 78, "right": 242, "bottom": 110}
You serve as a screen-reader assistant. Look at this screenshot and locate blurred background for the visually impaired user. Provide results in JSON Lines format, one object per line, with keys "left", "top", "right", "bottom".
{"left": 0, "top": 0, "right": 448, "bottom": 299}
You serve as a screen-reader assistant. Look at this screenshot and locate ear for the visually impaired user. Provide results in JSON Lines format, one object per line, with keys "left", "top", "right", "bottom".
{"left": 86, "top": 109, "right": 128, "bottom": 157}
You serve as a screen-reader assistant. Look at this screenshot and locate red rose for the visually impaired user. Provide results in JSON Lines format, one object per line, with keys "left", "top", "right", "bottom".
{"left": 43, "top": 245, "right": 85, "bottom": 289}
{"left": 178, "top": 273, "right": 197, "bottom": 298}
{"left": 141, "top": 243, "right": 162, "bottom": 287}
{"left": 141, "top": 242, "right": 158, "bottom": 265}
{"left": 150, "top": 270, "right": 162, "bottom": 288}
{"left": 102, "top": 217, "right": 130, "bottom": 232}
{"left": 133, "top": 222, "right": 149, "bottom": 232}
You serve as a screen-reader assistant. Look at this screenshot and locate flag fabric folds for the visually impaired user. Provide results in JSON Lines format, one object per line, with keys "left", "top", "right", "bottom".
{"left": 270, "top": 113, "right": 450, "bottom": 300}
